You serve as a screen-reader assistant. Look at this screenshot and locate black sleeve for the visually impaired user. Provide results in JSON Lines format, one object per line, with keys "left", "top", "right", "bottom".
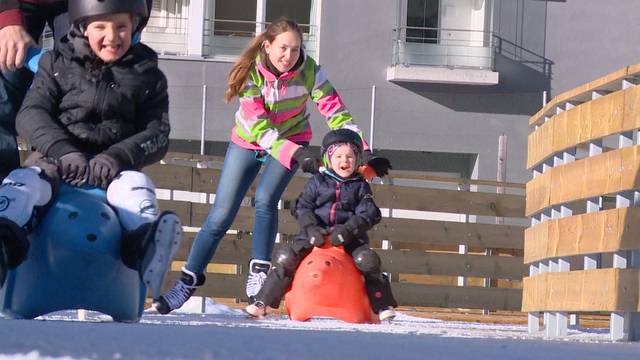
{"left": 102, "top": 68, "right": 170, "bottom": 170}
{"left": 16, "top": 51, "right": 80, "bottom": 159}
{"left": 345, "top": 181, "right": 382, "bottom": 236}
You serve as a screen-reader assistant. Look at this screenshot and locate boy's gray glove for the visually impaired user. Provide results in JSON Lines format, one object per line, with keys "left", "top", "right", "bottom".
{"left": 58, "top": 152, "right": 90, "bottom": 186}
{"left": 306, "top": 226, "right": 328, "bottom": 247}
{"left": 293, "top": 147, "right": 320, "bottom": 174}
{"left": 89, "top": 153, "right": 122, "bottom": 189}
{"left": 362, "top": 150, "right": 392, "bottom": 177}
{"left": 329, "top": 225, "right": 355, "bottom": 246}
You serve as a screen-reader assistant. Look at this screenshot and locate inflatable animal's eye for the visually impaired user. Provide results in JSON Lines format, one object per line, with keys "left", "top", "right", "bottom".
{"left": 68, "top": 211, "right": 79, "bottom": 219}
{"left": 100, "top": 212, "right": 111, "bottom": 220}
{"left": 324, "top": 261, "right": 331, "bottom": 267}
{"left": 86, "top": 234, "right": 97, "bottom": 242}
{"left": 306, "top": 260, "right": 313, "bottom": 265}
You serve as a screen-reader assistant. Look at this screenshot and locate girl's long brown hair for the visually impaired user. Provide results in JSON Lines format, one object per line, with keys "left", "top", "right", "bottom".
{"left": 224, "top": 17, "right": 304, "bottom": 103}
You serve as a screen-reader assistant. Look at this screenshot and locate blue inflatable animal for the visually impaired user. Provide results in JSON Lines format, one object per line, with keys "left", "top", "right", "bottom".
{"left": 0, "top": 184, "right": 146, "bottom": 322}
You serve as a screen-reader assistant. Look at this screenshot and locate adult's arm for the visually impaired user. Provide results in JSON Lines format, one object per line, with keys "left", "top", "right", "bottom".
{"left": 0, "top": 1, "right": 35, "bottom": 71}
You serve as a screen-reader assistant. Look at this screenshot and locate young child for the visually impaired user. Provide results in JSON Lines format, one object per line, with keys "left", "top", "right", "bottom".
{"left": 0, "top": 0, "right": 180, "bottom": 299}
{"left": 245, "top": 128, "right": 398, "bottom": 321}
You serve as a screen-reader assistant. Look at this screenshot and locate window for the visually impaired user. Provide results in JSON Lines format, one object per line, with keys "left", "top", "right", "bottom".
{"left": 265, "top": 0, "right": 312, "bottom": 30}
{"left": 208, "top": 0, "right": 318, "bottom": 59}
{"left": 406, "top": 0, "right": 439, "bottom": 44}
{"left": 213, "top": 0, "right": 257, "bottom": 38}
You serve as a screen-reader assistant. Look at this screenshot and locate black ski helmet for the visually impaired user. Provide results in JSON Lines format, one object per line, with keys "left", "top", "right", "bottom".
{"left": 68, "top": 0, "right": 149, "bottom": 34}
{"left": 320, "top": 128, "right": 364, "bottom": 168}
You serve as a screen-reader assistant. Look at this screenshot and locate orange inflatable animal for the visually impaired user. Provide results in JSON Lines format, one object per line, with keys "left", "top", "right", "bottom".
{"left": 284, "top": 238, "right": 378, "bottom": 324}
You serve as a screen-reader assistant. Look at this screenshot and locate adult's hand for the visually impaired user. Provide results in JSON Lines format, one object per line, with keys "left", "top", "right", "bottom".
{"left": 362, "top": 150, "right": 392, "bottom": 178}
{"left": 293, "top": 147, "right": 320, "bottom": 174}
{"left": 0, "top": 25, "right": 35, "bottom": 72}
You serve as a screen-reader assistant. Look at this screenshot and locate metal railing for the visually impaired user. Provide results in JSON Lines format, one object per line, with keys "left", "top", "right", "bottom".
{"left": 392, "top": 26, "right": 495, "bottom": 70}
{"left": 141, "top": 15, "right": 189, "bottom": 55}
{"left": 203, "top": 19, "right": 318, "bottom": 60}
{"left": 493, "top": 35, "right": 552, "bottom": 78}
{"left": 392, "top": 26, "right": 553, "bottom": 77}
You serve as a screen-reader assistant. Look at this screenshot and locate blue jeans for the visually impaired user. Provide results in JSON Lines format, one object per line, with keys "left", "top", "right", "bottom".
{"left": 185, "top": 142, "right": 299, "bottom": 275}
{"left": 0, "top": 3, "right": 67, "bottom": 178}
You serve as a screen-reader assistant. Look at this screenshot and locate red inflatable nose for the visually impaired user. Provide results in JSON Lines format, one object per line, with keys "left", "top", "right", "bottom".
{"left": 284, "top": 237, "right": 377, "bottom": 324}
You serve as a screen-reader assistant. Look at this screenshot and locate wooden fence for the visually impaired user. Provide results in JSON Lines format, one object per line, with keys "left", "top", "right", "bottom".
{"left": 524, "top": 64, "right": 640, "bottom": 341}
{"left": 142, "top": 153, "right": 527, "bottom": 312}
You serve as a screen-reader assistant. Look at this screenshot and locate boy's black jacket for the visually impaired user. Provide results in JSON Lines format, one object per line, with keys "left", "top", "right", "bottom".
{"left": 16, "top": 29, "right": 170, "bottom": 171}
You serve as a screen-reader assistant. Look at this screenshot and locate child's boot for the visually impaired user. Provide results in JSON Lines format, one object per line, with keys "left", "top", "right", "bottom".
{"left": 365, "top": 273, "right": 398, "bottom": 322}
{"left": 152, "top": 267, "right": 205, "bottom": 314}
{"left": 245, "top": 300, "right": 267, "bottom": 318}
{"left": 134, "top": 211, "right": 183, "bottom": 298}
{"left": 246, "top": 258, "right": 271, "bottom": 303}
{"left": 0, "top": 218, "right": 29, "bottom": 288}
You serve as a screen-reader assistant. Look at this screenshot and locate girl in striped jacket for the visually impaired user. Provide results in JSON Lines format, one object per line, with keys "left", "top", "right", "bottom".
{"left": 153, "top": 17, "right": 391, "bottom": 314}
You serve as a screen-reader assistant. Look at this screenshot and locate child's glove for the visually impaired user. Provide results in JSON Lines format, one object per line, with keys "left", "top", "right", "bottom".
{"left": 89, "top": 153, "right": 122, "bottom": 189}
{"left": 58, "top": 152, "right": 90, "bottom": 186}
{"left": 293, "top": 147, "right": 320, "bottom": 174}
{"left": 306, "top": 226, "right": 327, "bottom": 247}
{"left": 330, "top": 225, "right": 354, "bottom": 246}
{"left": 362, "top": 150, "right": 392, "bottom": 177}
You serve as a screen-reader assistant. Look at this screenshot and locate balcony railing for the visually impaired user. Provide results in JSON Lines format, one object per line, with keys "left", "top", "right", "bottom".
{"left": 141, "top": 17, "right": 318, "bottom": 59}
{"left": 392, "top": 26, "right": 495, "bottom": 70}
{"left": 203, "top": 19, "right": 317, "bottom": 60}
{"left": 142, "top": 15, "right": 189, "bottom": 56}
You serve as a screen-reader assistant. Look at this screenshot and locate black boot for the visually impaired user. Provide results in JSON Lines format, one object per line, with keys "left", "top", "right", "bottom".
{"left": 0, "top": 218, "right": 29, "bottom": 287}
{"left": 0, "top": 240, "right": 6, "bottom": 288}
{"left": 365, "top": 273, "right": 398, "bottom": 317}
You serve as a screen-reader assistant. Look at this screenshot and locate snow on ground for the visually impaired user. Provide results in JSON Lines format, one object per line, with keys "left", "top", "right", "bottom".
{"left": 1, "top": 298, "right": 639, "bottom": 360}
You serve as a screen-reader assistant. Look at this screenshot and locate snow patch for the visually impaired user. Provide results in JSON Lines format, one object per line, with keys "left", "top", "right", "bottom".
{"left": 0, "top": 351, "right": 88, "bottom": 360}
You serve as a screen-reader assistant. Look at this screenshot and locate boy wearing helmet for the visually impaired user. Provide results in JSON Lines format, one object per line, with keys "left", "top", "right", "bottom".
{"left": 246, "top": 128, "right": 397, "bottom": 321}
{"left": 0, "top": 0, "right": 180, "bottom": 300}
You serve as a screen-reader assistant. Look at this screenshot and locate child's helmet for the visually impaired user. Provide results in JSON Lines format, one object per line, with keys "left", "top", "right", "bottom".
{"left": 68, "top": 0, "right": 149, "bottom": 34}
{"left": 320, "top": 128, "right": 364, "bottom": 169}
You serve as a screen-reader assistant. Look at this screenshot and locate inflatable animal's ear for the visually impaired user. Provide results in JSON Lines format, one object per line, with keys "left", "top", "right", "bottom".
{"left": 284, "top": 242, "right": 378, "bottom": 324}
{"left": 0, "top": 184, "right": 146, "bottom": 322}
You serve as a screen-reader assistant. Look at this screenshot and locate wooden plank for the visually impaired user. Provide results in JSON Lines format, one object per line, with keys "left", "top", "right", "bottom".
{"left": 524, "top": 207, "right": 640, "bottom": 264}
{"left": 387, "top": 170, "right": 526, "bottom": 190}
{"left": 527, "top": 88, "right": 630, "bottom": 170}
{"left": 159, "top": 198, "right": 525, "bottom": 250}
{"left": 163, "top": 271, "right": 522, "bottom": 310}
{"left": 525, "top": 145, "right": 640, "bottom": 216}
{"left": 522, "top": 268, "right": 640, "bottom": 312}
{"left": 163, "top": 272, "right": 245, "bottom": 299}
{"left": 190, "top": 203, "right": 300, "bottom": 234}
{"left": 143, "top": 163, "right": 193, "bottom": 191}
{"left": 379, "top": 250, "right": 526, "bottom": 280}
{"left": 189, "top": 165, "right": 526, "bottom": 217}
{"left": 528, "top": 98, "right": 557, "bottom": 128}
{"left": 373, "top": 185, "right": 525, "bottom": 218}
{"left": 190, "top": 167, "right": 307, "bottom": 200}
{"left": 392, "top": 283, "right": 522, "bottom": 311}
{"left": 528, "top": 64, "right": 638, "bottom": 128}
{"left": 526, "top": 118, "right": 553, "bottom": 170}
{"left": 371, "top": 218, "right": 524, "bottom": 250}
{"left": 158, "top": 199, "right": 191, "bottom": 226}
{"left": 173, "top": 236, "right": 525, "bottom": 279}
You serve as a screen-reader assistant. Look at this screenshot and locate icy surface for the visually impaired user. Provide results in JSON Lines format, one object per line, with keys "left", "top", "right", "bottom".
{"left": 1, "top": 299, "right": 639, "bottom": 360}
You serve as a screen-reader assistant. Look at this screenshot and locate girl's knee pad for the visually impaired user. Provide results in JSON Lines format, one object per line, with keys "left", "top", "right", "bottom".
{"left": 106, "top": 170, "right": 159, "bottom": 231}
